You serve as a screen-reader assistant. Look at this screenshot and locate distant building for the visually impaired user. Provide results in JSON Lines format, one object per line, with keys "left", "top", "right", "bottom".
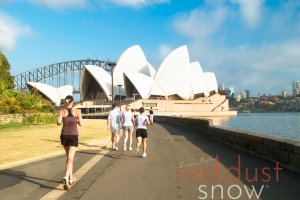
{"left": 229, "top": 86, "right": 235, "bottom": 96}
{"left": 219, "top": 83, "right": 235, "bottom": 98}
{"left": 292, "top": 80, "right": 300, "bottom": 96}
{"left": 235, "top": 91, "right": 247, "bottom": 102}
{"left": 245, "top": 89, "right": 250, "bottom": 98}
{"left": 281, "top": 90, "right": 288, "bottom": 98}
{"left": 237, "top": 92, "right": 242, "bottom": 101}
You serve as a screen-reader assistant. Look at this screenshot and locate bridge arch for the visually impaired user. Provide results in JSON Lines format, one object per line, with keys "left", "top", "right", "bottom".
{"left": 14, "top": 59, "right": 114, "bottom": 91}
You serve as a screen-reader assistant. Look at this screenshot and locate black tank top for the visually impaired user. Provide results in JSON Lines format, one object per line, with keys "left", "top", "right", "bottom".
{"left": 61, "top": 108, "right": 79, "bottom": 136}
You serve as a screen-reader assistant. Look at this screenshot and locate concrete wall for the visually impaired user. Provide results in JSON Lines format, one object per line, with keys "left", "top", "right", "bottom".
{"left": 127, "top": 94, "right": 237, "bottom": 117}
{"left": 155, "top": 116, "right": 300, "bottom": 173}
{"left": 0, "top": 113, "right": 56, "bottom": 125}
{"left": 0, "top": 114, "right": 24, "bottom": 124}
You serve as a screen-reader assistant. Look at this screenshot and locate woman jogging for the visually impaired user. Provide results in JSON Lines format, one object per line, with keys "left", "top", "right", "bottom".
{"left": 135, "top": 107, "right": 150, "bottom": 158}
{"left": 57, "top": 95, "right": 83, "bottom": 190}
{"left": 107, "top": 104, "right": 121, "bottom": 150}
{"left": 121, "top": 105, "right": 134, "bottom": 151}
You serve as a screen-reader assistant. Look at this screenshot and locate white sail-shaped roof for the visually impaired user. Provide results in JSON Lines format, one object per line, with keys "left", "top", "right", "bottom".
{"left": 153, "top": 45, "right": 192, "bottom": 100}
{"left": 203, "top": 72, "right": 218, "bottom": 93}
{"left": 190, "top": 62, "right": 209, "bottom": 98}
{"left": 124, "top": 72, "right": 153, "bottom": 99}
{"left": 113, "top": 45, "right": 155, "bottom": 97}
{"left": 148, "top": 80, "right": 166, "bottom": 98}
{"left": 57, "top": 85, "right": 74, "bottom": 100}
{"left": 190, "top": 62, "right": 203, "bottom": 74}
{"left": 80, "top": 65, "right": 112, "bottom": 100}
{"left": 148, "top": 62, "right": 156, "bottom": 79}
{"left": 26, "top": 82, "right": 73, "bottom": 106}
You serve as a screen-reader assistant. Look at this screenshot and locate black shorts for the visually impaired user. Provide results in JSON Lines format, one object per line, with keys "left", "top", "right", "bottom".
{"left": 136, "top": 129, "right": 148, "bottom": 139}
{"left": 60, "top": 135, "right": 79, "bottom": 147}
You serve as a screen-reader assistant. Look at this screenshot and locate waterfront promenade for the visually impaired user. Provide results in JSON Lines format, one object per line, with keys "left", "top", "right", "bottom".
{"left": 0, "top": 122, "right": 299, "bottom": 200}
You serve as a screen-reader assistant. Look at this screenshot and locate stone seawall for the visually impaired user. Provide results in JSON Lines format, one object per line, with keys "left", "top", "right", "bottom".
{"left": 0, "top": 114, "right": 24, "bottom": 124}
{"left": 0, "top": 113, "right": 56, "bottom": 125}
{"left": 155, "top": 116, "right": 300, "bottom": 173}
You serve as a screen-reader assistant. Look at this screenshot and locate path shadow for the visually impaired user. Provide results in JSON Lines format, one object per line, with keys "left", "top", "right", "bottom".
{"left": 77, "top": 151, "right": 100, "bottom": 155}
{"left": 0, "top": 170, "right": 62, "bottom": 190}
{"left": 79, "top": 142, "right": 102, "bottom": 148}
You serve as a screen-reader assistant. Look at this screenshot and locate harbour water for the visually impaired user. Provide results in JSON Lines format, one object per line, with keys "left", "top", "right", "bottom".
{"left": 210, "top": 112, "right": 300, "bottom": 142}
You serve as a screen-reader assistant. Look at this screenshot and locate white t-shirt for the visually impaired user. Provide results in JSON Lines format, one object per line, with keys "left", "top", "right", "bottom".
{"left": 135, "top": 115, "right": 149, "bottom": 129}
{"left": 122, "top": 111, "right": 133, "bottom": 126}
{"left": 108, "top": 108, "right": 121, "bottom": 130}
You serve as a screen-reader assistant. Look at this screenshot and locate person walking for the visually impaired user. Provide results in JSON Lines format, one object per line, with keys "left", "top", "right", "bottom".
{"left": 135, "top": 107, "right": 150, "bottom": 158}
{"left": 57, "top": 95, "right": 83, "bottom": 190}
{"left": 121, "top": 105, "right": 134, "bottom": 151}
{"left": 107, "top": 103, "right": 122, "bottom": 150}
{"left": 149, "top": 107, "right": 154, "bottom": 124}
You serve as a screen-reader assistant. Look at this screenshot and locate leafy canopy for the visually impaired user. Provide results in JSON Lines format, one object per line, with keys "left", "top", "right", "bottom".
{"left": 0, "top": 51, "right": 15, "bottom": 90}
{"left": 0, "top": 51, "right": 54, "bottom": 114}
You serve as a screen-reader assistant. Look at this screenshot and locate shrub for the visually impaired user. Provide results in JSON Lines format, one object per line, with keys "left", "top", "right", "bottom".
{"left": 0, "top": 95, "right": 23, "bottom": 114}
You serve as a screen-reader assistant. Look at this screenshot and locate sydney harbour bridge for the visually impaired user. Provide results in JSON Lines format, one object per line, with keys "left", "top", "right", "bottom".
{"left": 13, "top": 59, "right": 119, "bottom": 114}
{"left": 13, "top": 59, "right": 116, "bottom": 95}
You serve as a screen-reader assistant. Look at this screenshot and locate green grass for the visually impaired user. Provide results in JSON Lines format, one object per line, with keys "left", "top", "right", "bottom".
{"left": 0, "top": 122, "right": 31, "bottom": 130}
{"left": 0, "top": 119, "right": 110, "bottom": 165}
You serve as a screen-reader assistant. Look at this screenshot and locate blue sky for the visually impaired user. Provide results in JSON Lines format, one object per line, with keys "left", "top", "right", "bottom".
{"left": 1, "top": 0, "right": 300, "bottom": 96}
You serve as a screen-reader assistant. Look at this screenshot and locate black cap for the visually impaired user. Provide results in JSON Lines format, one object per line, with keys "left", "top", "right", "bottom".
{"left": 65, "top": 95, "right": 74, "bottom": 103}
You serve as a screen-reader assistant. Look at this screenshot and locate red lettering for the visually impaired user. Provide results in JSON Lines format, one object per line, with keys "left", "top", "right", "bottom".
{"left": 203, "top": 154, "right": 219, "bottom": 183}
{"left": 261, "top": 167, "right": 271, "bottom": 183}
{"left": 225, "top": 155, "right": 241, "bottom": 183}
{"left": 177, "top": 167, "right": 184, "bottom": 182}
{"left": 245, "top": 168, "right": 258, "bottom": 183}
{"left": 188, "top": 167, "right": 201, "bottom": 183}
{"left": 274, "top": 161, "right": 283, "bottom": 182}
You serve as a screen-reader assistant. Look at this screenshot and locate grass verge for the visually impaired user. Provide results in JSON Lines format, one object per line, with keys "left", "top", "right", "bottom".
{"left": 0, "top": 119, "right": 110, "bottom": 165}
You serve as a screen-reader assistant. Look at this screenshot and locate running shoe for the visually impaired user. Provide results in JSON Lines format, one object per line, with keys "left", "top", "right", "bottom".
{"left": 142, "top": 153, "right": 147, "bottom": 158}
{"left": 62, "top": 177, "right": 70, "bottom": 190}
{"left": 136, "top": 147, "right": 140, "bottom": 154}
{"left": 129, "top": 147, "right": 133, "bottom": 151}
{"left": 69, "top": 177, "right": 77, "bottom": 185}
{"left": 124, "top": 146, "right": 127, "bottom": 151}
{"left": 115, "top": 146, "right": 119, "bottom": 151}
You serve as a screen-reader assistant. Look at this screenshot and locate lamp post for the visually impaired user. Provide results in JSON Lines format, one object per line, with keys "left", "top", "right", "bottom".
{"left": 107, "top": 60, "right": 116, "bottom": 108}
{"left": 117, "top": 84, "right": 122, "bottom": 111}
{"left": 132, "top": 93, "right": 138, "bottom": 115}
{"left": 102, "top": 99, "right": 106, "bottom": 113}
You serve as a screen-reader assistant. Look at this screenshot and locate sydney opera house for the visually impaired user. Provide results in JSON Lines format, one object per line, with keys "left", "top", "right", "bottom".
{"left": 27, "top": 45, "right": 235, "bottom": 116}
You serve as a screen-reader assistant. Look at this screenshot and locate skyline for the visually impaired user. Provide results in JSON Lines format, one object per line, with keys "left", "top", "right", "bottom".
{"left": 1, "top": 0, "right": 300, "bottom": 96}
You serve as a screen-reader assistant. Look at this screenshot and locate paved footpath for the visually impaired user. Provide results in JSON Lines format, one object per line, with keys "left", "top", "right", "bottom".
{"left": 1, "top": 122, "right": 300, "bottom": 200}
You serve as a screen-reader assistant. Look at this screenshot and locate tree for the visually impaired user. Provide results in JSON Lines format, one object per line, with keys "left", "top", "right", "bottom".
{"left": 0, "top": 51, "right": 15, "bottom": 89}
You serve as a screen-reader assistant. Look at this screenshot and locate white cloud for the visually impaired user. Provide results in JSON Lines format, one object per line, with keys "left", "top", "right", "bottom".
{"left": 173, "top": 6, "right": 229, "bottom": 41}
{"left": 28, "top": 0, "right": 87, "bottom": 9}
{"left": 101, "top": 0, "right": 169, "bottom": 8}
{"left": 231, "top": 0, "right": 264, "bottom": 28}
{"left": 0, "top": 13, "right": 31, "bottom": 51}
{"left": 172, "top": 1, "right": 300, "bottom": 95}
{"left": 186, "top": 39, "right": 300, "bottom": 95}
{"left": 158, "top": 44, "right": 173, "bottom": 60}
